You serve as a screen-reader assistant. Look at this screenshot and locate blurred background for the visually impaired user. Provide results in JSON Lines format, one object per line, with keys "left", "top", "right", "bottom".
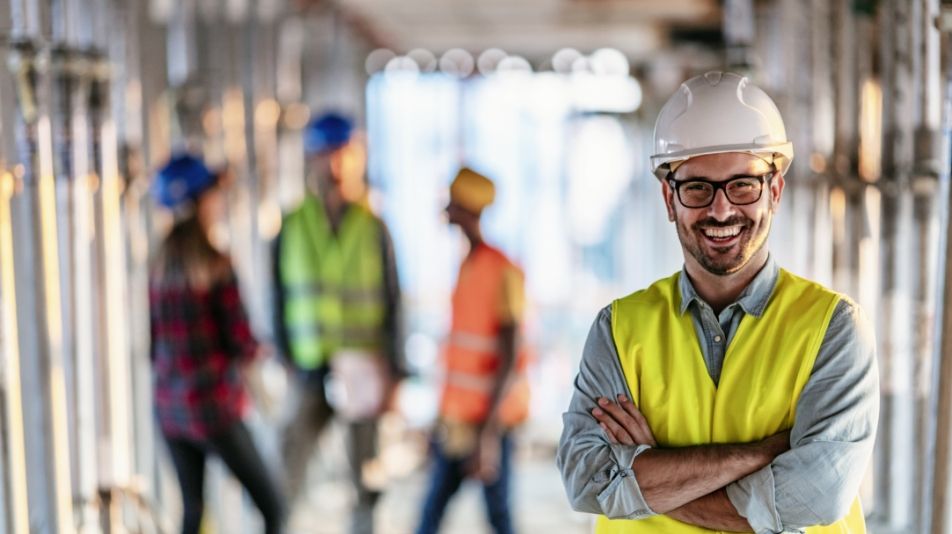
{"left": 2, "top": 0, "right": 952, "bottom": 533}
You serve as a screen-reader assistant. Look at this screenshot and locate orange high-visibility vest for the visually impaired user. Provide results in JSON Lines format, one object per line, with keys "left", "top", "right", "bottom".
{"left": 440, "top": 244, "right": 529, "bottom": 427}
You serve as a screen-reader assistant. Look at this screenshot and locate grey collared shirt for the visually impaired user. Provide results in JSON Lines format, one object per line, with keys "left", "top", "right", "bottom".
{"left": 557, "top": 257, "right": 879, "bottom": 533}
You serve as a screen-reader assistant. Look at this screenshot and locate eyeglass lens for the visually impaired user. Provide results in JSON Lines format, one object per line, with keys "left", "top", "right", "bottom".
{"left": 677, "top": 176, "right": 765, "bottom": 208}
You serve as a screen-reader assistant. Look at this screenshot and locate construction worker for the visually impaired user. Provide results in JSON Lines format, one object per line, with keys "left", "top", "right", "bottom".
{"left": 416, "top": 167, "right": 530, "bottom": 534}
{"left": 272, "top": 111, "right": 403, "bottom": 533}
{"left": 149, "top": 155, "right": 285, "bottom": 534}
{"left": 557, "top": 72, "right": 879, "bottom": 533}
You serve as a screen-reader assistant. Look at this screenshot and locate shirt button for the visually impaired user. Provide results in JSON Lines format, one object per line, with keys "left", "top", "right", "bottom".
{"left": 714, "top": 335, "right": 722, "bottom": 343}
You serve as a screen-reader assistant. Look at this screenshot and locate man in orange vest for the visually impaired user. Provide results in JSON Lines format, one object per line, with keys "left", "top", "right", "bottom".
{"left": 558, "top": 72, "right": 877, "bottom": 533}
{"left": 416, "top": 167, "right": 529, "bottom": 534}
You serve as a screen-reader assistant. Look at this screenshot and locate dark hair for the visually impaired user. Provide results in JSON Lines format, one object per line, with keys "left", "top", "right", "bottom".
{"left": 151, "top": 214, "right": 229, "bottom": 291}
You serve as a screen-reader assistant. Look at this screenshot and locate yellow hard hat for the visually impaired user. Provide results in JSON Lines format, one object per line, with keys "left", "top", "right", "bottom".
{"left": 450, "top": 167, "right": 495, "bottom": 214}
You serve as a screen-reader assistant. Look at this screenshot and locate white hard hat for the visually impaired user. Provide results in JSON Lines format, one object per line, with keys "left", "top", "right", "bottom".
{"left": 649, "top": 71, "right": 793, "bottom": 180}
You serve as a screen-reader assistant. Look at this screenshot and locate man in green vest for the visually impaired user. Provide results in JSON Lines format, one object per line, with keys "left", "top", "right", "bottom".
{"left": 558, "top": 72, "right": 878, "bottom": 533}
{"left": 272, "top": 111, "right": 403, "bottom": 534}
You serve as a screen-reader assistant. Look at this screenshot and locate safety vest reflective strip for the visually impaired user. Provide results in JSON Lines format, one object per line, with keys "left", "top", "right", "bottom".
{"left": 446, "top": 332, "right": 529, "bottom": 372}
{"left": 445, "top": 371, "right": 496, "bottom": 392}
{"left": 280, "top": 196, "right": 385, "bottom": 370}
{"left": 448, "top": 331, "right": 499, "bottom": 353}
{"left": 283, "top": 282, "right": 382, "bottom": 303}
{"left": 596, "top": 269, "right": 866, "bottom": 534}
{"left": 286, "top": 324, "right": 382, "bottom": 345}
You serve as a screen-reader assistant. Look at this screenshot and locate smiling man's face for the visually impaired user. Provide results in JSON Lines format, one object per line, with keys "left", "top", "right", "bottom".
{"left": 663, "top": 152, "right": 784, "bottom": 276}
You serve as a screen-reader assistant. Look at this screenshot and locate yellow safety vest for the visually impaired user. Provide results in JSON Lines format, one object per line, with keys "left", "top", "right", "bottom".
{"left": 279, "top": 196, "right": 385, "bottom": 370}
{"left": 597, "top": 269, "right": 865, "bottom": 534}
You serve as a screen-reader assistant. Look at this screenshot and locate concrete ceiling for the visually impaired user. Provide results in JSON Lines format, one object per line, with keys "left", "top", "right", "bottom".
{"left": 337, "top": 0, "right": 722, "bottom": 62}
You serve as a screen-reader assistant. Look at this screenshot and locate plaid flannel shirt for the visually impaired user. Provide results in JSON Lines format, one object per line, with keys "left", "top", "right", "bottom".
{"left": 149, "top": 266, "right": 257, "bottom": 440}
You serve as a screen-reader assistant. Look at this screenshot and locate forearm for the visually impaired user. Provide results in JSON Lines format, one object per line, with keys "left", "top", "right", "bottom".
{"left": 482, "top": 324, "right": 517, "bottom": 429}
{"left": 668, "top": 489, "right": 752, "bottom": 532}
{"left": 633, "top": 433, "right": 786, "bottom": 514}
{"left": 559, "top": 308, "right": 657, "bottom": 518}
{"left": 558, "top": 412, "right": 653, "bottom": 518}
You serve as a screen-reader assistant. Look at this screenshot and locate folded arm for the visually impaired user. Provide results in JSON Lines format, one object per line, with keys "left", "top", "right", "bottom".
{"left": 557, "top": 307, "right": 655, "bottom": 519}
{"left": 668, "top": 489, "right": 752, "bottom": 532}
{"left": 725, "top": 300, "right": 879, "bottom": 532}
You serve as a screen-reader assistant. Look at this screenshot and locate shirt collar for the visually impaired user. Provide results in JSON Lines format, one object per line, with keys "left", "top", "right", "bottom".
{"left": 678, "top": 255, "right": 779, "bottom": 317}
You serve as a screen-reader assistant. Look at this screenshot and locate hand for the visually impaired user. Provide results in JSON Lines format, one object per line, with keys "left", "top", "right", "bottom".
{"left": 592, "top": 394, "right": 657, "bottom": 447}
{"left": 379, "top": 376, "right": 400, "bottom": 415}
{"left": 467, "top": 427, "right": 502, "bottom": 483}
{"left": 253, "top": 343, "right": 278, "bottom": 364}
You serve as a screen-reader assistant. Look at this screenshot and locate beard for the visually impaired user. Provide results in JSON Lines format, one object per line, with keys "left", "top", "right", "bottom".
{"left": 676, "top": 212, "right": 771, "bottom": 276}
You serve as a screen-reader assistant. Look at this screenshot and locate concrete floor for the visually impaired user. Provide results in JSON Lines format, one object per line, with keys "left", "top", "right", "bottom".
{"left": 286, "top": 421, "right": 594, "bottom": 534}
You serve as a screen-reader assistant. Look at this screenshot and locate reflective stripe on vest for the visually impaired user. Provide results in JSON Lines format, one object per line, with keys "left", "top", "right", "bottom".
{"left": 441, "top": 244, "right": 529, "bottom": 427}
{"left": 280, "top": 196, "right": 385, "bottom": 370}
{"left": 449, "top": 331, "right": 499, "bottom": 353}
{"left": 596, "top": 269, "right": 866, "bottom": 534}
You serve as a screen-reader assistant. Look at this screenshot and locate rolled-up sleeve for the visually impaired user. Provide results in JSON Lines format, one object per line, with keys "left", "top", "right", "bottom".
{"left": 557, "top": 307, "right": 655, "bottom": 519}
{"left": 726, "top": 299, "right": 879, "bottom": 533}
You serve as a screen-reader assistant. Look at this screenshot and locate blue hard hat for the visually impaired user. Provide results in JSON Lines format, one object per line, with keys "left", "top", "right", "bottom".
{"left": 305, "top": 111, "right": 354, "bottom": 155}
{"left": 152, "top": 154, "right": 216, "bottom": 208}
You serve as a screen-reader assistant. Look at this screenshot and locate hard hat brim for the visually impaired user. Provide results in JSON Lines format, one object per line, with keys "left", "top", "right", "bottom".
{"left": 650, "top": 142, "right": 793, "bottom": 180}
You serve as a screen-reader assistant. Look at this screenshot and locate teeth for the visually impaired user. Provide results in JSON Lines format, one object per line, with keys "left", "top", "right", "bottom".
{"left": 702, "top": 226, "right": 742, "bottom": 239}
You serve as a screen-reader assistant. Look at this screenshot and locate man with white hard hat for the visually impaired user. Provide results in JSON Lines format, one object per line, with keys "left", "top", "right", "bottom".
{"left": 558, "top": 71, "right": 878, "bottom": 533}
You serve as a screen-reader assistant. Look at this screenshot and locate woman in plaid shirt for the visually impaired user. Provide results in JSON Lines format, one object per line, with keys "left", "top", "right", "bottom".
{"left": 149, "top": 155, "right": 285, "bottom": 533}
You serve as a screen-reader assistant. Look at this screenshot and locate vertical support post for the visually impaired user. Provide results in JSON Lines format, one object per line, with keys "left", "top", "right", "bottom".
{"left": 7, "top": 37, "right": 75, "bottom": 534}
{"left": 928, "top": 7, "right": 952, "bottom": 534}
{"left": 912, "top": 1, "right": 944, "bottom": 532}
{"left": 0, "top": 160, "right": 31, "bottom": 534}
{"left": 0, "top": 3, "right": 31, "bottom": 532}
{"left": 876, "top": 1, "right": 918, "bottom": 529}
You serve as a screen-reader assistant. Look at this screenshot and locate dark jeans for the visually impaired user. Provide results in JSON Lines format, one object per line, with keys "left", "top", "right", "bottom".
{"left": 282, "top": 385, "right": 381, "bottom": 534}
{"left": 165, "top": 421, "right": 285, "bottom": 534}
{"left": 416, "top": 432, "right": 514, "bottom": 534}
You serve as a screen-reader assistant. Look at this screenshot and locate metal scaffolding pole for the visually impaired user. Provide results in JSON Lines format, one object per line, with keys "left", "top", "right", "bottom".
{"left": 50, "top": 0, "right": 102, "bottom": 528}
{"left": 808, "top": 0, "right": 836, "bottom": 287}
{"left": 875, "top": 0, "right": 919, "bottom": 529}
{"left": 929, "top": 5, "right": 952, "bottom": 533}
{"left": 0, "top": 7, "right": 30, "bottom": 528}
{"left": 912, "top": 2, "right": 944, "bottom": 532}
{"left": 275, "top": 14, "right": 306, "bottom": 212}
{"left": 86, "top": 0, "right": 135, "bottom": 525}
{"left": 6, "top": 0, "right": 76, "bottom": 529}
{"left": 112, "top": 0, "right": 164, "bottom": 527}
{"left": 724, "top": 0, "right": 756, "bottom": 73}
{"left": 832, "top": 0, "right": 861, "bottom": 300}
{"left": 0, "top": 169, "right": 29, "bottom": 534}
{"left": 132, "top": 2, "right": 174, "bottom": 524}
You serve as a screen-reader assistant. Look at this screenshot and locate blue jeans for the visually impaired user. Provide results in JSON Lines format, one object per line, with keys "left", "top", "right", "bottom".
{"left": 416, "top": 432, "right": 514, "bottom": 534}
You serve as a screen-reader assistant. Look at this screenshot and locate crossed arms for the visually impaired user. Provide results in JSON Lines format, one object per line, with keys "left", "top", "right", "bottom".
{"left": 557, "top": 304, "right": 879, "bottom": 533}
{"left": 592, "top": 394, "right": 788, "bottom": 531}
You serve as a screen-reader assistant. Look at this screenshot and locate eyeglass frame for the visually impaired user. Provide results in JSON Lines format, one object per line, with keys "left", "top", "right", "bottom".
{"left": 665, "top": 170, "right": 777, "bottom": 209}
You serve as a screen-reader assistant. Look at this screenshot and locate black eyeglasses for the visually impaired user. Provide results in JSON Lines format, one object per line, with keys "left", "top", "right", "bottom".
{"left": 666, "top": 172, "right": 775, "bottom": 209}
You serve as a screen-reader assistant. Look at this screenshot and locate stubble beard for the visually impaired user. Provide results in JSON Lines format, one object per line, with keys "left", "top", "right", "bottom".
{"left": 676, "top": 212, "right": 772, "bottom": 276}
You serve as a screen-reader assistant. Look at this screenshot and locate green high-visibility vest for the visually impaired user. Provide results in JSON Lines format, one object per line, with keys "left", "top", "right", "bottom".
{"left": 280, "top": 196, "right": 386, "bottom": 370}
